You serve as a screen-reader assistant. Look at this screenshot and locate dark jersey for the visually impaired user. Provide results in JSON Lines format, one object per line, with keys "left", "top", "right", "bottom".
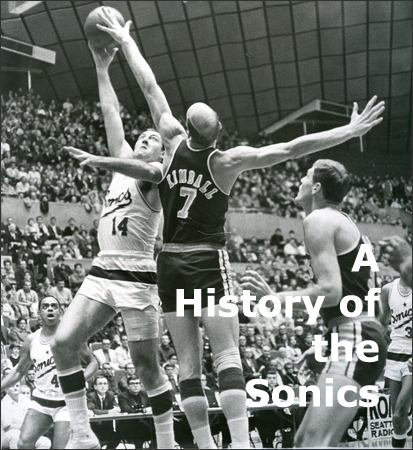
{"left": 320, "top": 234, "right": 372, "bottom": 326}
{"left": 158, "top": 139, "right": 229, "bottom": 245}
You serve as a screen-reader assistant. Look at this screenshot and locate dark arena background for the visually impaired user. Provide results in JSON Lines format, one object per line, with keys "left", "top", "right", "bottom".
{"left": 1, "top": 1, "right": 412, "bottom": 449}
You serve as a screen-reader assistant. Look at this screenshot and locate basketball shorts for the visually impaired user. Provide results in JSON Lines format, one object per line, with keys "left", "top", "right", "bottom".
{"left": 77, "top": 265, "right": 160, "bottom": 341}
{"left": 30, "top": 398, "right": 69, "bottom": 422}
{"left": 384, "top": 352, "right": 412, "bottom": 382}
{"left": 322, "top": 319, "right": 387, "bottom": 387}
{"left": 157, "top": 249, "right": 234, "bottom": 313}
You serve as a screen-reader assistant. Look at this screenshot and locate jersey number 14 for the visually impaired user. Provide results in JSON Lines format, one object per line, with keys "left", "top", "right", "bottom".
{"left": 112, "top": 217, "right": 129, "bottom": 236}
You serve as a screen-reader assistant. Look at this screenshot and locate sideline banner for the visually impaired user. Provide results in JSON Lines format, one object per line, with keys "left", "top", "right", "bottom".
{"left": 368, "top": 393, "right": 412, "bottom": 441}
{"left": 368, "top": 394, "right": 393, "bottom": 440}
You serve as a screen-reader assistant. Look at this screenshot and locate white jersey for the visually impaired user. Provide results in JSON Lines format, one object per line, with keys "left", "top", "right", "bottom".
{"left": 388, "top": 278, "right": 412, "bottom": 354}
{"left": 30, "top": 329, "right": 64, "bottom": 401}
{"left": 96, "top": 173, "right": 161, "bottom": 272}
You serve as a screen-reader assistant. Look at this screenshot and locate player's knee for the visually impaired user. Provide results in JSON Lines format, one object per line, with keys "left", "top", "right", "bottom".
{"left": 35, "top": 436, "right": 51, "bottom": 449}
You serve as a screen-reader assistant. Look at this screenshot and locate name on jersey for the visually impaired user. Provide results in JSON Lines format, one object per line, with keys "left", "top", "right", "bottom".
{"left": 102, "top": 188, "right": 133, "bottom": 217}
{"left": 105, "top": 188, "right": 132, "bottom": 208}
{"left": 166, "top": 169, "right": 218, "bottom": 199}
{"left": 391, "top": 307, "right": 412, "bottom": 324}
{"left": 33, "top": 356, "right": 54, "bottom": 372}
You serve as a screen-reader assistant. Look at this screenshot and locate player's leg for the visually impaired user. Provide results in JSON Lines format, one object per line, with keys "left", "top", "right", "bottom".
{"left": 165, "top": 311, "right": 217, "bottom": 449}
{"left": 202, "top": 307, "right": 250, "bottom": 449}
{"left": 200, "top": 249, "right": 249, "bottom": 449}
{"left": 391, "top": 373, "right": 412, "bottom": 448}
{"left": 51, "top": 421, "right": 71, "bottom": 449}
{"left": 18, "top": 408, "right": 52, "bottom": 449}
{"left": 121, "top": 306, "right": 175, "bottom": 449}
{"left": 51, "top": 291, "right": 115, "bottom": 447}
{"left": 294, "top": 373, "right": 361, "bottom": 447}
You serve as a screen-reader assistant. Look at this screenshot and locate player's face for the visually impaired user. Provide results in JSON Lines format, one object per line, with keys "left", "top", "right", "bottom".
{"left": 295, "top": 167, "right": 315, "bottom": 204}
{"left": 133, "top": 131, "right": 163, "bottom": 162}
{"left": 39, "top": 297, "right": 61, "bottom": 326}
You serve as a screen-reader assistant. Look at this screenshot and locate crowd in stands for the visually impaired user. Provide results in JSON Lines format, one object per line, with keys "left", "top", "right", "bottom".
{"left": 2, "top": 90, "right": 411, "bottom": 224}
{"left": 1, "top": 211, "right": 407, "bottom": 447}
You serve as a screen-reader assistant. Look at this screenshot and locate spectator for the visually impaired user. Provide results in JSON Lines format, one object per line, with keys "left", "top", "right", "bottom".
{"left": 7, "top": 344, "right": 22, "bottom": 366}
{"left": 163, "top": 364, "right": 179, "bottom": 393}
{"left": 69, "top": 263, "right": 86, "bottom": 293}
{"left": 16, "top": 281, "right": 38, "bottom": 319}
{"left": 24, "top": 368, "right": 36, "bottom": 395}
{"left": 36, "top": 216, "right": 49, "bottom": 240}
{"left": 281, "top": 362, "right": 300, "bottom": 386}
{"left": 109, "top": 315, "right": 126, "bottom": 340}
{"left": 1, "top": 382, "right": 50, "bottom": 449}
{"left": 117, "top": 376, "right": 153, "bottom": 448}
{"left": 63, "top": 218, "right": 79, "bottom": 237}
{"left": 9, "top": 318, "right": 31, "bottom": 345}
{"left": 256, "top": 345, "right": 273, "bottom": 379}
{"left": 48, "top": 279, "right": 73, "bottom": 309}
{"left": 114, "top": 335, "right": 132, "bottom": 369}
{"left": 158, "top": 334, "right": 175, "bottom": 364}
{"left": 117, "top": 363, "right": 137, "bottom": 393}
{"left": 93, "top": 339, "right": 119, "bottom": 370}
{"left": 52, "top": 256, "right": 72, "bottom": 286}
{"left": 47, "top": 216, "right": 62, "bottom": 239}
{"left": 87, "top": 376, "right": 120, "bottom": 450}
{"left": 241, "top": 347, "right": 260, "bottom": 382}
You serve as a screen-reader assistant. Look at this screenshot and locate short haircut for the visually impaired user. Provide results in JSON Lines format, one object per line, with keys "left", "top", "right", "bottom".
{"left": 312, "top": 159, "right": 350, "bottom": 204}
{"left": 94, "top": 375, "right": 108, "bottom": 386}
{"left": 38, "top": 295, "right": 61, "bottom": 311}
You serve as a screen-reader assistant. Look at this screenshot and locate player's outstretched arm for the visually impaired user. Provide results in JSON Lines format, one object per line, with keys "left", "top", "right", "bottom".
{"left": 225, "top": 95, "right": 385, "bottom": 174}
{"left": 65, "top": 146, "right": 162, "bottom": 183}
{"left": 241, "top": 211, "right": 342, "bottom": 308}
{"left": 96, "top": 7, "right": 186, "bottom": 149}
{"left": 89, "top": 44, "right": 133, "bottom": 159}
{"left": 0, "top": 335, "right": 33, "bottom": 392}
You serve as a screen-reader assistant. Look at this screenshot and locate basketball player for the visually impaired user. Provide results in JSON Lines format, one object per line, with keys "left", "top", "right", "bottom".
{"left": 51, "top": 44, "right": 175, "bottom": 449}
{"left": 67, "top": 9, "right": 384, "bottom": 449}
{"left": 380, "top": 275, "right": 412, "bottom": 448}
{"left": 241, "top": 159, "right": 388, "bottom": 447}
{"left": 1, "top": 296, "right": 97, "bottom": 449}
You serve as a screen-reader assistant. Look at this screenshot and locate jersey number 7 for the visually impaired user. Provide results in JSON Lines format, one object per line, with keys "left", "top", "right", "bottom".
{"left": 177, "top": 187, "right": 197, "bottom": 219}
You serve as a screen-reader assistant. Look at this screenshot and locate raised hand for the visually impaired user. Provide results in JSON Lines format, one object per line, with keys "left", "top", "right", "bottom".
{"left": 88, "top": 41, "right": 118, "bottom": 71}
{"left": 96, "top": 7, "right": 132, "bottom": 45}
{"left": 240, "top": 270, "right": 273, "bottom": 298}
{"left": 64, "top": 146, "right": 99, "bottom": 167}
{"left": 348, "top": 95, "right": 385, "bottom": 137}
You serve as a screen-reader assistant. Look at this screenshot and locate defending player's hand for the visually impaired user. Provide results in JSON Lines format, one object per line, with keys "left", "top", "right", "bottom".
{"left": 96, "top": 7, "right": 132, "bottom": 46}
{"left": 64, "top": 146, "right": 99, "bottom": 168}
{"left": 348, "top": 95, "right": 385, "bottom": 137}
{"left": 88, "top": 42, "right": 118, "bottom": 71}
{"left": 240, "top": 270, "right": 273, "bottom": 297}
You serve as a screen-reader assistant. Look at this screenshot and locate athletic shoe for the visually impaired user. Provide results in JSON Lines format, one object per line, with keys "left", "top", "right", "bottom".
{"left": 65, "top": 430, "right": 100, "bottom": 449}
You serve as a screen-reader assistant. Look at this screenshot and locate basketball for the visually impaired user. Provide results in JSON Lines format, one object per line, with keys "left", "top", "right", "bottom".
{"left": 84, "top": 6, "right": 125, "bottom": 49}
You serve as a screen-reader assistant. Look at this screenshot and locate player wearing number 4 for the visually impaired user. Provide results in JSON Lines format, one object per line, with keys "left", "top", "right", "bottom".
{"left": 66, "top": 8, "right": 385, "bottom": 450}
{"left": 51, "top": 43, "right": 176, "bottom": 449}
{"left": 1, "top": 296, "right": 98, "bottom": 449}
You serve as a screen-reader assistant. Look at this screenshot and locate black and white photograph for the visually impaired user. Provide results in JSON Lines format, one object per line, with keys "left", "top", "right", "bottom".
{"left": 1, "top": 1, "right": 411, "bottom": 449}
